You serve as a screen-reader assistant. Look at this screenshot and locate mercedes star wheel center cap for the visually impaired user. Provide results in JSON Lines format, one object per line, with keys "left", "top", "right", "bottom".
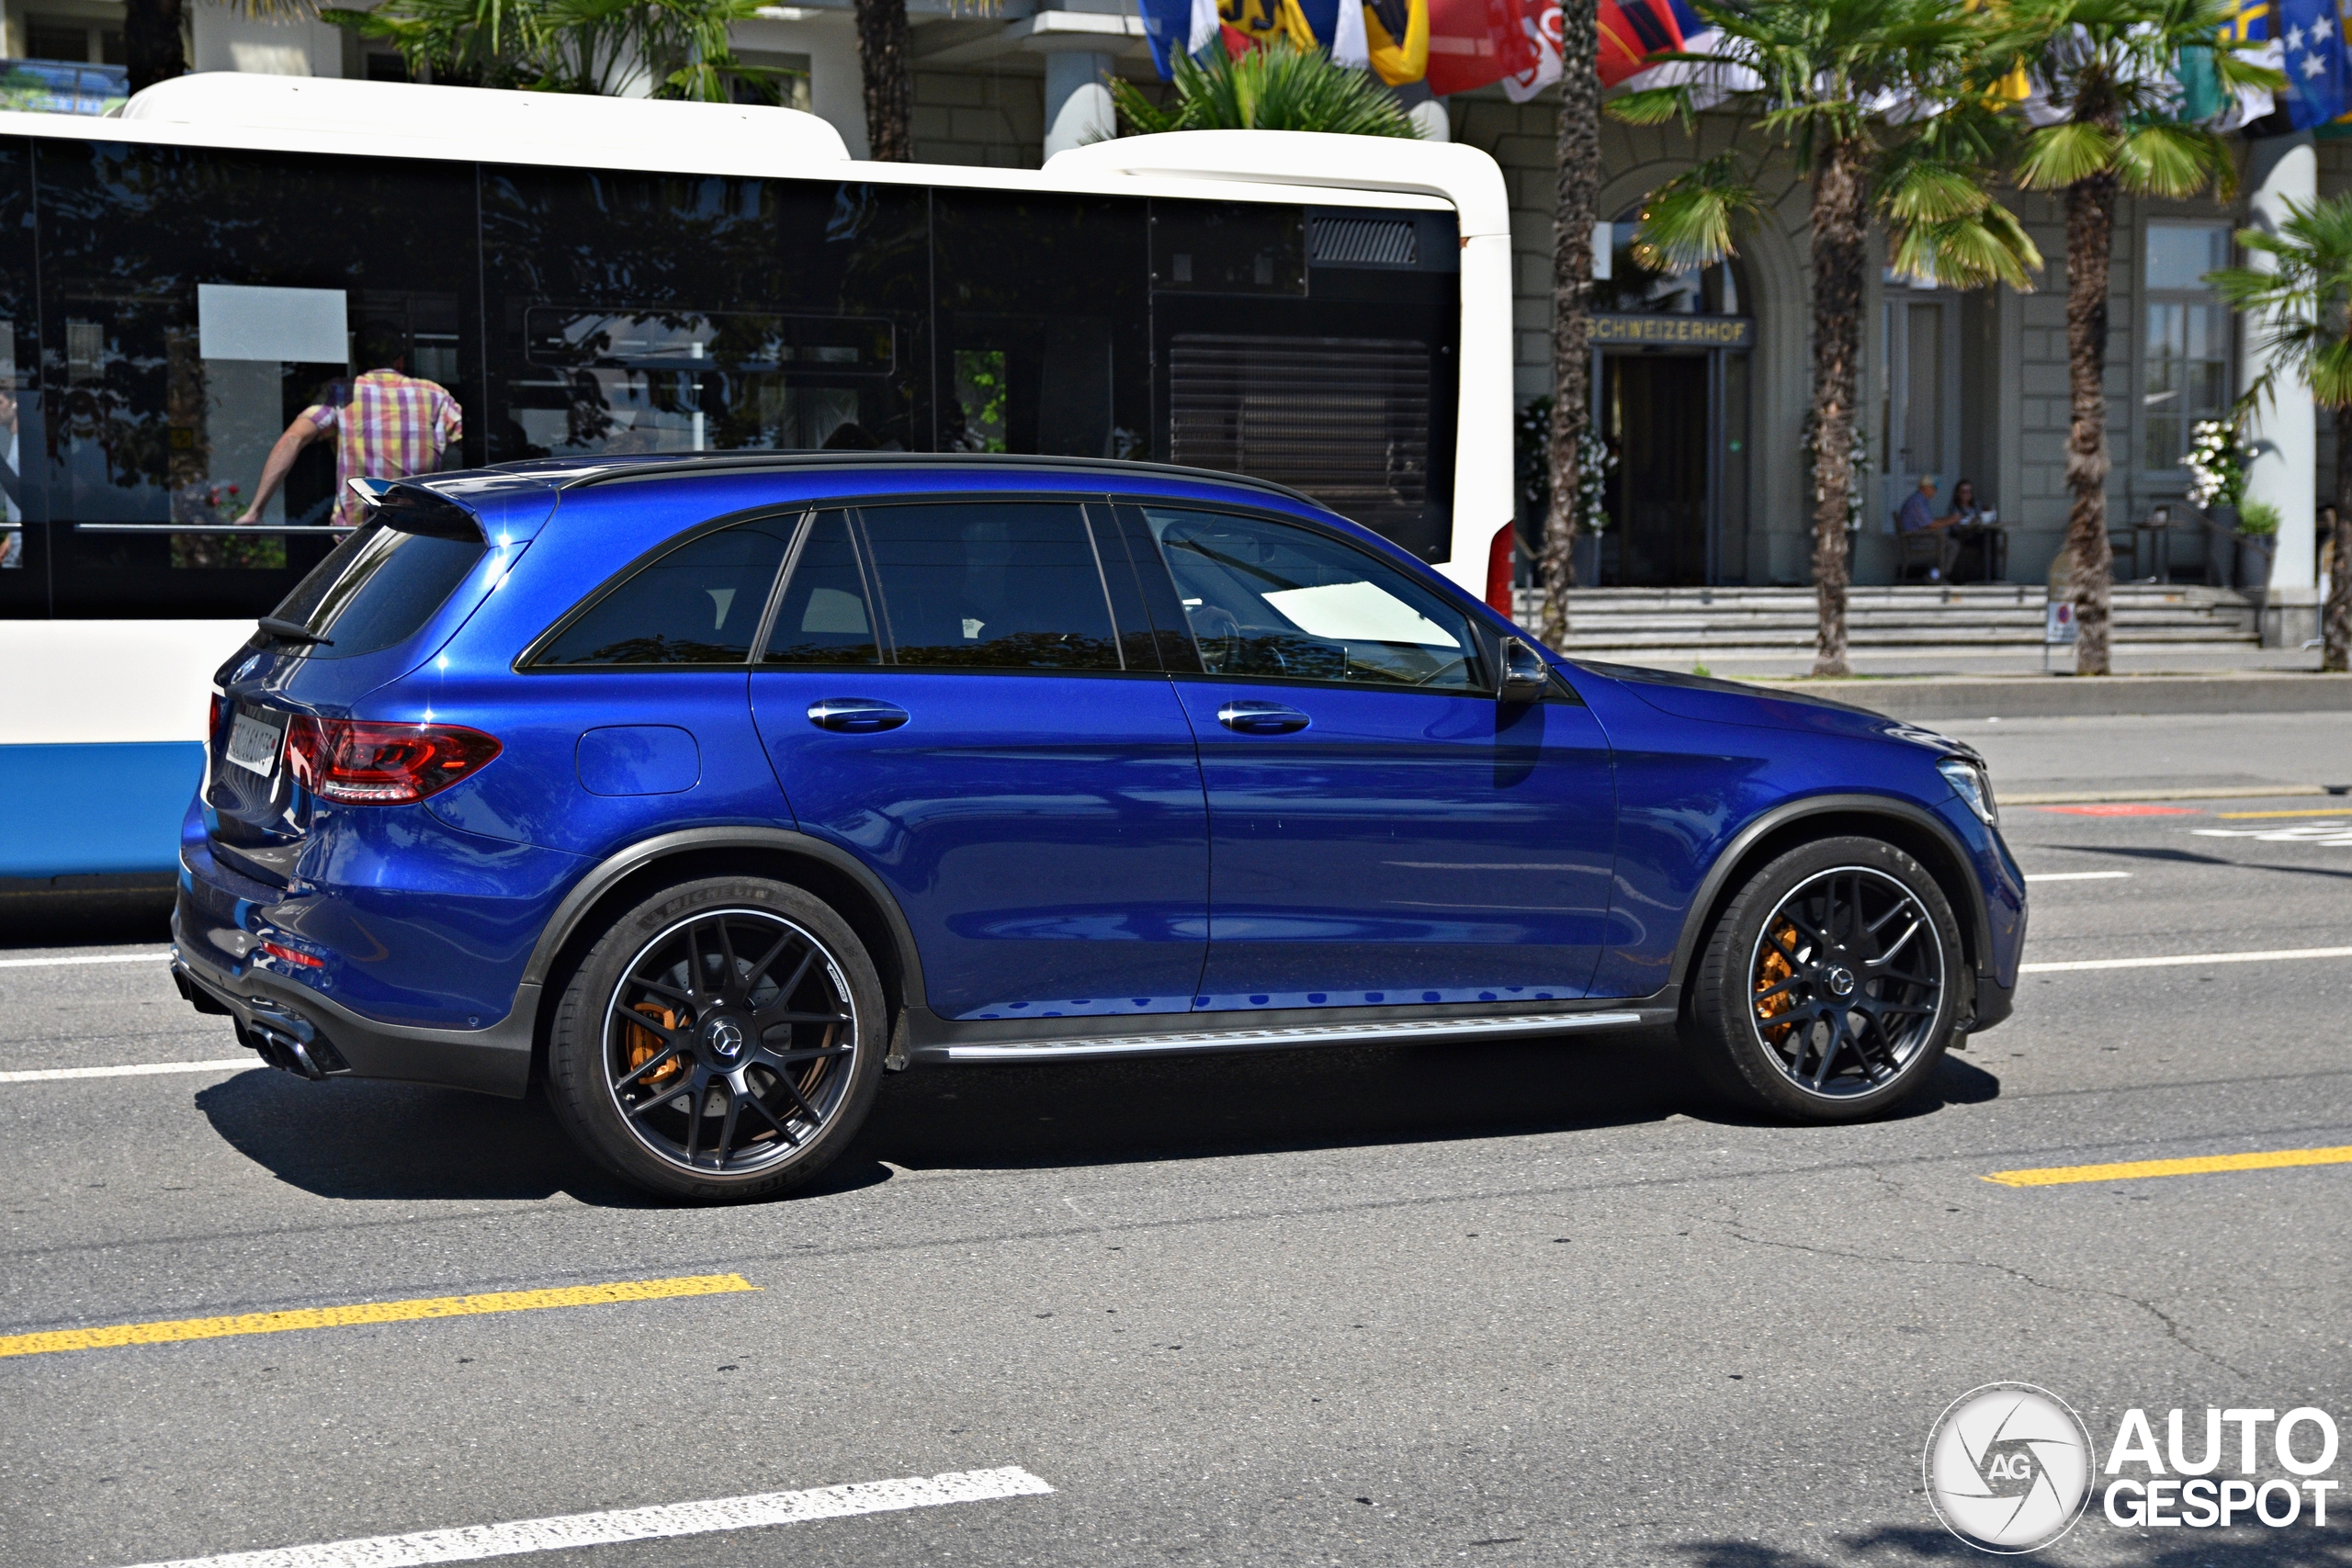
{"left": 1826, "top": 966, "right": 1857, "bottom": 998}
{"left": 704, "top": 1017, "right": 746, "bottom": 1060}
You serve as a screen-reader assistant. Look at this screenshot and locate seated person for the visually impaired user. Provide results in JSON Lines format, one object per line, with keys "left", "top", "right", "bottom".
{"left": 1937, "top": 479, "right": 2001, "bottom": 581}
{"left": 1896, "top": 475, "right": 1959, "bottom": 581}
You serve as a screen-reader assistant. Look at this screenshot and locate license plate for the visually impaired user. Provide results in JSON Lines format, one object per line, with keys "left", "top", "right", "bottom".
{"left": 226, "top": 712, "right": 285, "bottom": 777}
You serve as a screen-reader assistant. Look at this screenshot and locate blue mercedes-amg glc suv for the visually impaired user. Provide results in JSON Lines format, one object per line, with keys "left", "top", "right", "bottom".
{"left": 173, "top": 455, "right": 2025, "bottom": 1200}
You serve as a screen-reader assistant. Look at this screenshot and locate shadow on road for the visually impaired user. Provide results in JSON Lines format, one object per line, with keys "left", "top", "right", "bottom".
{"left": 190, "top": 1030, "right": 2002, "bottom": 1205}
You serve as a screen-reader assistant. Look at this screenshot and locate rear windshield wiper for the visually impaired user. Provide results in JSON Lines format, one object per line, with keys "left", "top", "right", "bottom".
{"left": 257, "top": 615, "right": 333, "bottom": 647}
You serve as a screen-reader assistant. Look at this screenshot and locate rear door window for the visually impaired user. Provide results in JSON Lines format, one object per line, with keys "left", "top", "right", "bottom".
{"left": 763, "top": 510, "right": 881, "bottom": 667}
{"left": 857, "top": 502, "right": 1123, "bottom": 671}
{"left": 534, "top": 513, "right": 798, "bottom": 666}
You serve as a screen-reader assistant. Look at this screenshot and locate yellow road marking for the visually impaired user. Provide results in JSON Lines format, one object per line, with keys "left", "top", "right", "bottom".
{"left": 0, "top": 1273, "right": 757, "bottom": 1359}
{"left": 1984, "top": 1145, "right": 2352, "bottom": 1189}
{"left": 2214, "top": 807, "right": 2352, "bottom": 818}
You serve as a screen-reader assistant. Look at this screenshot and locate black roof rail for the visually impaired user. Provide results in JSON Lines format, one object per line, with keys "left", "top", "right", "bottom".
{"left": 536, "top": 450, "right": 1326, "bottom": 511}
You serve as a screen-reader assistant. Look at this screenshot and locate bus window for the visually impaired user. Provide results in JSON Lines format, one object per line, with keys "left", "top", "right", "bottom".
{"left": 933, "top": 190, "right": 1147, "bottom": 460}
{"left": 483, "top": 171, "right": 928, "bottom": 460}
{"left": 31, "top": 141, "right": 481, "bottom": 619}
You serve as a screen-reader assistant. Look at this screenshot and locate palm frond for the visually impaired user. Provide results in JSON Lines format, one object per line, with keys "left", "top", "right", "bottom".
{"left": 1631, "top": 153, "right": 1759, "bottom": 273}
{"left": 2015, "top": 120, "right": 2119, "bottom": 188}
{"left": 2116, "top": 122, "right": 2232, "bottom": 199}
{"left": 1606, "top": 86, "right": 1690, "bottom": 127}
{"left": 1111, "top": 41, "right": 1418, "bottom": 137}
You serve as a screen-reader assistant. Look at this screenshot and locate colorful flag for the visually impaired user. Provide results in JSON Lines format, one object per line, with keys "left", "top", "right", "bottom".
{"left": 1425, "top": 0, "right": 1539, "bottom": 95}
{"left": 1362, "top": 0, "right": 1431, "bottom": 85}
{"left": 1598, "top": 0, "right": 1682, "bottom": 85}
{"left": 1143, "top": 0, "right": 1222, "bottom": 77}
{"left": 2278, "top": 0, "right": 2348, "bottom": 129}
{"left": 1499, "top": 0, "right": 1561, "bottom": 102}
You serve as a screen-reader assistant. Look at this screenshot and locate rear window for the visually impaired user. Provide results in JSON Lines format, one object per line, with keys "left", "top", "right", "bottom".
{"left": 859, "top": 502, "right": 1121, "bottom": 671}
{"left": 268, "top": 522, "right": 489, "bottom": 660}
{"left": 534, "top": 514, "right": 798, "bottom": 667}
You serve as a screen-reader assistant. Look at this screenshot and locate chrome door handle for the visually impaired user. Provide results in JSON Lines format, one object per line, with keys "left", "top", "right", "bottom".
{"left": 1216, "top": 700, "right": 1310, "bottom": 735}
{"left": 807, "top": 698, "right": 909, "bottom": 733}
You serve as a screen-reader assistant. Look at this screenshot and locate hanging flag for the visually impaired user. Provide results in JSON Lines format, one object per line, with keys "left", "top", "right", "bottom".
{"left": 1363, "top": 0, "right": 1431, "bottom": 85}
{"left": 1218, "top": 0, "right": 1321, "bottom": 51}
{"left": 1426, "top": 0, "right": 1539, "bottom": 96}
{"left": 1142, "top": 0, "right": 1193, "bottom": 76}
{"left": 2278, "top": 0, "right": 2348, "bottom": 129}
{"left": 1598, "top": 0, "right": 1682, "bottom": 86}
{"left": 1499, "top": 0, "right": 1561, "bottom": 102}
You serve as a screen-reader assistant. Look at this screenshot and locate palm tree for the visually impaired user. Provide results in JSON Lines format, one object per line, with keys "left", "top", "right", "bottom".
{"left": 856, "top": 0, "right": 912, "bottom": 159}
{"left": 2208, "top": 195, "right": 2352, "bottom": 672}
{"left": 1980, "top": 0, "right": 2278, "bottom": 676}
{"left": 1611, "top": 0, "right": 2041, "bottom": 676}
{"left": 1541, "top": 2, "right": 1601, "bottom": 650}
{"left": 1106, "top": 40, "right": 1419, "bottom": 135}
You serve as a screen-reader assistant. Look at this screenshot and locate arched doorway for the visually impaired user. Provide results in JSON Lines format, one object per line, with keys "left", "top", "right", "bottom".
{"left": 1591, "top": 211, "right": 1753, "bottom": 586}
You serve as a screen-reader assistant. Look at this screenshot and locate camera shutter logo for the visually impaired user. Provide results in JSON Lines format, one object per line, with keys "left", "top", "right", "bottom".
{"left": 1924, "top": 1383, "right": 2094, "bottom": 1552}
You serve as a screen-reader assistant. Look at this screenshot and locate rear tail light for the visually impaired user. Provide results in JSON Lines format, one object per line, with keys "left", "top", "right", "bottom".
{"left": 287, "top": 717, "right": 502, "bottom": 805}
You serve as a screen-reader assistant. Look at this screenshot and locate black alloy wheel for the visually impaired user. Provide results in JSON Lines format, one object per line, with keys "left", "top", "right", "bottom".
{"left": 548, "top": 877, "right": 885, "bottom": 1201}
{"left": 1682, "top": 836, "right": 1962, "bottom": 1121}
{"left": 1746, "top": 866, "right": 1944, "bottom": 1098}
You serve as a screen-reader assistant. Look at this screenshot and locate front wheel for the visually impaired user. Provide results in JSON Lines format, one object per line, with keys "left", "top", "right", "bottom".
{"left": 1680, "top": 837, "right": 1963, "bottom": 1121}
{"left": 547, "top": 877, "right": 886, "bottom": 1201}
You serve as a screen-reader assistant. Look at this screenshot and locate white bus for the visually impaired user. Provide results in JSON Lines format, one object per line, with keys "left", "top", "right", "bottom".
{"left": 0, "top": 73, "right": 1513, "bottom": 886}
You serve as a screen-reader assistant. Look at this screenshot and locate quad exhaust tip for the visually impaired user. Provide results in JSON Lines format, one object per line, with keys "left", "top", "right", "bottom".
{"left": 175, "top": 964, "right": 350, "bottom": 1079}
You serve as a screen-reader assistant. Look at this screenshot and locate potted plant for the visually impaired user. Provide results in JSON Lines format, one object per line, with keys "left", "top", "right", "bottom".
{"left": 2185, "top": 417, "right": 2248, "bottom": 584}
{"left": 2235, "top": 499, "right": 2279, "bottom": 590}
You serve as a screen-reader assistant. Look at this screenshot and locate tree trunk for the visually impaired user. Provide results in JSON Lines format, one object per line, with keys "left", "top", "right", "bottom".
{"left": 124, "top": 0, "right": 186, "bottom": 96}
{"left": 2062, "top": 164, "right": 2120, "bottom": 676}
{"left": 1540, "top": 1, "right": 1600, "bottom": 649}
{"left": 855, "top": 0, "right": 913, "bottom": 163}
{"left": 1806, "top": 138, "right": 1867, "bottom": 678}
{"left": 2331, "top": 403, "right": 2352, "bottom": 672}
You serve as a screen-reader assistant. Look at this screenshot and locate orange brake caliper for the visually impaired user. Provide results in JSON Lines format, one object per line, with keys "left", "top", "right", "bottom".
{"left": 1755, "top": 921, "right": 1799, "bottom": 1043}
{"left": 625, "top": 1004, "right": 685, "bottom": 1089}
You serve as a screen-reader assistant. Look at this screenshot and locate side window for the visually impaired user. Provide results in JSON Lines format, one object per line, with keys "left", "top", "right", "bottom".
{"left": 1144, "top": 507, "right": 1484, "bottom": 694}
{"left": 763, "top": 510, "right": 880, "bottom": 666}
{"left": 859, "top": 501, "right": 1123, "bottom": 671}
{"left": 534, "top": 513, "right": 797, "bottom": 666}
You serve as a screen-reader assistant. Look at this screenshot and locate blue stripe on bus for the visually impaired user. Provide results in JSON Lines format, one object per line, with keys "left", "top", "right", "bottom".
{"left": 0, "top": 742, "right": 205, "bottom": 878}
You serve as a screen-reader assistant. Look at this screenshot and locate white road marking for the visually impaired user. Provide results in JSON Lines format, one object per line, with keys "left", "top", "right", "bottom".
{"left": 2193, "top": 823, "right": 2352, "bottom": 845}
{"left": 2021, "top": 945, "right": 2352, "bottom": 975}
{"left": 118, "top": 1466, "right": 1055, "bottom": 1568}
{"left": 0, "top": 1060, "right": 254, "bottom": 1084}
{"left": 0, "top": 951, "right": 171, "bottom": 969}
{"left": 2021, "top": 872, "right": 2132, "bottom": 883}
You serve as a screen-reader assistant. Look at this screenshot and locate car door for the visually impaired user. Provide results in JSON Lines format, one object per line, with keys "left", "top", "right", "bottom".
{"left": 749, "top": 499, "right": 1208, "bottom": 1023}
{"left": 1126, "top": 502, "right": 1618, "bottom": 1011}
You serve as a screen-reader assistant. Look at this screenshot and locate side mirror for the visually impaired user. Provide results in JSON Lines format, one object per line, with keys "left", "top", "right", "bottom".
{"left": 1498, "top": 637, "right": 1549, "bottom": 704}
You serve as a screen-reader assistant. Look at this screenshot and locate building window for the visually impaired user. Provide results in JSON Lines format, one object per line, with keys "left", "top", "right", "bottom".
{"left": 2143, "top": 221, "right": 2230, "bottom": 474}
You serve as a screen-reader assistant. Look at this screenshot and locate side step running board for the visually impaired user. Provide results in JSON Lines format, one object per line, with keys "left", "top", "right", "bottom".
{"left": 922, "top": 1009, "right": 1654, "bottom": 1064}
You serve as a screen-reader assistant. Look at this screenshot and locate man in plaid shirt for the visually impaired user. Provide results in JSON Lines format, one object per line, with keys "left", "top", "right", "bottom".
{"left": 241, "top": 334, "right": 462, "bottom": 527}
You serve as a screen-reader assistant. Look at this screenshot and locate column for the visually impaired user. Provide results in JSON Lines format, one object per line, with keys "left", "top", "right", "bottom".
{"left": 1044, "top": 50, "right": 1116, "bottom": 160}
{"left": 2243, "top": 134, "right": 2318, "bottom": 612}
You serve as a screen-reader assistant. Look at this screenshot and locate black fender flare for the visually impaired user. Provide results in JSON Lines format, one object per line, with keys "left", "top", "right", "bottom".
{"left": 1666, "top": 793, "right": 1994, "bottom": 994}
{"left": 516, "top": 826, "right": 930, "bottom": 1010}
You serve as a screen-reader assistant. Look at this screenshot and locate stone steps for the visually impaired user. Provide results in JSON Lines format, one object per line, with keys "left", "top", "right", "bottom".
{"left": 1512, "top": 585, "right": 2262, "bottom": 652}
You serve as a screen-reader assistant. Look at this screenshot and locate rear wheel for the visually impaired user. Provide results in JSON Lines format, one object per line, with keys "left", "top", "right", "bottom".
{"left": 547, "top": 877, "right": 885, "bottom": 1201}
{"left": 1681, "top": 836, "right": 1962, "bottom": 1121}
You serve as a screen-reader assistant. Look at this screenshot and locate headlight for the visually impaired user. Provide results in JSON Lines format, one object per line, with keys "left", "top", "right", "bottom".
{"left": 1937, "top": 757, "right": 1998, "bottom": 827}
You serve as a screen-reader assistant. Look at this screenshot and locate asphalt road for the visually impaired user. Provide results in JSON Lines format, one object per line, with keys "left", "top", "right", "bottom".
{"left": 5, "top": 734, "right": 2350, "bottom": 1566}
